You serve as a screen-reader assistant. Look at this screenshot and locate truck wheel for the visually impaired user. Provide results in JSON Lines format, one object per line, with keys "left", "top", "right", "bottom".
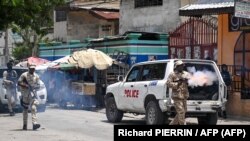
{"left": 146, "top": 101, "right": 164, "bottom": 125}
{"left": 198, "top": 112, "right": 218, "bottom": 125}
{"left": 106, "top": 97, "right": 123, "bottom": 123}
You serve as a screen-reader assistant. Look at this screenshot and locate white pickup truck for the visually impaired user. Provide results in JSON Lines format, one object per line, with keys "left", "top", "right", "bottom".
{"left": 105, "top": 59, "right": 227, "bottom": 125}
{"left": 0, "top": 67, "right": 47, "bottom": 113}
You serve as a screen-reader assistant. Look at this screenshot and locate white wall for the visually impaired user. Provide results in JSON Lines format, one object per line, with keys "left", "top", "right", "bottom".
{"left": 120, "top": 0, "right": 181, "bottom": 34}
{"left": 0, "top": 29, "right": 22, "bottom": 66}
{"left": 54, "top": 21, "right": 67, "bottom": 42}
{"left": 53, "top": 11, "right": 67, "bottom": 42}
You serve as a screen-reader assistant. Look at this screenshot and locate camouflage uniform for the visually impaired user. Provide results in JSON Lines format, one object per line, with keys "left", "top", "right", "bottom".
{"left": 166, "top": 62, "right": 190, "bottom": 125}
{"left": 3, "top": 70, "right": 17, "bottom": 114}
{"left": 18, "top": 71, "right": 40, "bottom": 126}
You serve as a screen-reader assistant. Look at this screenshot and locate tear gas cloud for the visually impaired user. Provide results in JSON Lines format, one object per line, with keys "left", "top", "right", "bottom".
{"left": 186, "top": 67, "right": 218, "bottom": 87}
{"left": 36, "top": 70, "right": 97, "bottom": 108}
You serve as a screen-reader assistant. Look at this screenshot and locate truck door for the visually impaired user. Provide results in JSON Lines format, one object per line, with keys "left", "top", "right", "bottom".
{"left": 132, "top": 65, "right": 150, "bottom": 112}
{"left": 134, "top": 63, "right": 167, "bottom": 112}
{"left": 218, "top": 70, "right": 227, "bottom": 106}
{"left": 118, "top": 66, "right": 141, "bottom": 111}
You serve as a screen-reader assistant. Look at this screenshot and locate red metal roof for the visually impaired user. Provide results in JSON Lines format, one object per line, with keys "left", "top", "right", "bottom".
{"left": 90, "top": 10, "right": 119, "bottom": 20}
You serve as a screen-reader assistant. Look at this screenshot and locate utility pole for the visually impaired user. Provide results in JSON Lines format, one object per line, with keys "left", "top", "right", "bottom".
{"left": 4, "top": 28, "right": 9, "bottom": 64}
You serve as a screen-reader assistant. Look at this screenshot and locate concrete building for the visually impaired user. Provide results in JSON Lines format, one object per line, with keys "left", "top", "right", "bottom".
{"left": 120, "top": 0, "right": 181, "bottom": 34}
{"left": 180, "top": 0, "right": 250, "bottom": 118}
{"left": 0, "top": 30, "right": 23, "bottom": 66}
{"left": 54, "top": 0, "right": 120, "bottom": 42}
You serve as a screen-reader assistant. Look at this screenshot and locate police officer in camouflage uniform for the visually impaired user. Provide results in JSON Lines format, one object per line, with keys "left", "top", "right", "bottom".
{"left": 18, "top": 64, "right": 41, "bottom": 130}
{"left": 166, "top": 60, "right": 190, "bottom": 125}
{"left": 3, "top": 61, "right": 17, "bottom": 116}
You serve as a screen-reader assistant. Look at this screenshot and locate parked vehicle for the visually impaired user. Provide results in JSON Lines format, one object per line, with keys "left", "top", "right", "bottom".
{"left": 0, "top": 67, "right": 47, "bottom": 112}
{"left": 105, "top": 59, "right": 227, "bottom": 125}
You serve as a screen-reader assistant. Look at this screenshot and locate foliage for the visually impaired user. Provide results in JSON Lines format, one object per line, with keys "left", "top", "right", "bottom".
{"left": 0, "top": 0, "right": 66, "bottom": 56}
{"left": 1, "top": 0, "right": 65, "bottom": 31}
{"left": 12, "top": 45, "right": 32, "bottom": 60}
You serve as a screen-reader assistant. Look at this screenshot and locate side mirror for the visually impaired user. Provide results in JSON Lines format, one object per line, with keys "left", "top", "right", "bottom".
{"left": 117, "top": 75, "right": 124, "bottom": 82}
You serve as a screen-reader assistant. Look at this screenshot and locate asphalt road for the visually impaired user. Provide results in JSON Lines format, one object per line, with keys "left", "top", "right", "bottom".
{"left": 1, "top": 106, "right": 250, "bottom": 141}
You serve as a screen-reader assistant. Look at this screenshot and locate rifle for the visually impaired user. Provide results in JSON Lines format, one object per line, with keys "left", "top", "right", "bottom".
{"left": 22, "top": 77, "right": 39, "bottom": 99}
{"left": 19, "top": 77, "right": 40, "bottom": 109}
{"left": 174, "top": 78, "right": 189, "bottom": 85}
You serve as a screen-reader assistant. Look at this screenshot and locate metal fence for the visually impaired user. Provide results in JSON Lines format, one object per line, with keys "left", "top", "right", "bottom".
{"left": 218, "top": 65, "right": 250, "bottom": 99}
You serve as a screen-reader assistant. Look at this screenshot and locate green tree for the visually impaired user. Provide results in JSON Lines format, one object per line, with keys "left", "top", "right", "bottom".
{"left": 12, "top": 45, "right": 32, "bottom": 60}
{"left": 0, "top": 0, "right": 66, "bottom": 56}
{"left": 0, "top": 0, "right": 23, "bottom": 29}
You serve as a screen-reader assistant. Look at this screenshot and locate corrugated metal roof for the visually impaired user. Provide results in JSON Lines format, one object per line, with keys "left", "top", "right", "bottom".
{"left": 179, "top": 0, "right": 234, "bottom": 16}
{"left": 195, "top": 0, "right": 234, "bottom": 4}
{"left": 91, "top": 10, "right": 119, "bottom": 20}
{"left": 180, "top": 2, "right": 234, "bottom": 10}
{"left": 70, "top": 0, "right": 120, "bottom": 10}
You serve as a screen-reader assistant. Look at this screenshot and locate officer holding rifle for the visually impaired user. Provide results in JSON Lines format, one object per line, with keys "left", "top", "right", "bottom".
{"left": 166, "top": 60, "right": 190, "bottom": 125}
{"left": 3, "top": 61, "right": 18, "bottom": 116}
{"left": 18, "top": 64, "right": 41, "bottom": 130}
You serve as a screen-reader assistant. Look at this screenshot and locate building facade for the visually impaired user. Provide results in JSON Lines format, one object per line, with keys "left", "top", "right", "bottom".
{"left": 0, "top": 29, "right": 23, "bottom": 66}
{"left": 39, "top": 32, "right": 168, "bottom": 66}
{"left": 119, "top": 0, "right": 182, "bottom": 34}
{"left": 54, "top": 0, "right": 120, "bottom": 42}
{"left": 180, "top": 0, "right": 250, "bottom": 118}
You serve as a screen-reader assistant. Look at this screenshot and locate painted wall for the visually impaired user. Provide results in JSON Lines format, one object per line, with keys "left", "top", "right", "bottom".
{"left": 54, "top": 21, "right": 67, "bottom": 42}
{"left": 39, "top": 33, "right": 169, "bottom": 66}
{"left": 217, "top": 14, "right": 241, "bottom": 65}
{"left": 39, "top": 42, "right": 88, "bottom": 61}
{"left": 218, "top": 14, "right": 250, "bottom": 118}
{"left": 98, "top": 20, "right": 118, "bottom": 37}
{"left": 92, "top": 34, "right": 168, "bottom": 65}
{"left": 119, "top": 0, "right": 181, "bottom": 34}
{"left": 54, "top": 10, "right": 119, "bottom": 42}
{"left": 227, "top": 92, "right": 250, "bottom": 118}
{"left": 67, "top": 11, "right": 100, "bottom": 41}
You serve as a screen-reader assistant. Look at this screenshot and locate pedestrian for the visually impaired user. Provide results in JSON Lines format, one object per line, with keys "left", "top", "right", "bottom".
{"left": 3, "top": 61, "right": 18, "bottom": 116}
{"left": 220, "top": 64, "right": 232, "bottom": 119}
{"left": 221, "top": 64, "right": 232, "bottom": 87}
{"left": 166, "top": 60, "right": 190, "bottom": 125}
{"left": 149, "top": 55, "right": 157, "bottom": 61}
{"left": 18, "top": 64, "right": 41, "bottom": 130}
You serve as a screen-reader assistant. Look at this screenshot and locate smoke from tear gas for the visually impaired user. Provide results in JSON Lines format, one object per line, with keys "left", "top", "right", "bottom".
{"left": 187, "top": 67, "right": 218, "bottom": 87}
{"left": 37, "top": 70, "right": 97, "bottom": 108}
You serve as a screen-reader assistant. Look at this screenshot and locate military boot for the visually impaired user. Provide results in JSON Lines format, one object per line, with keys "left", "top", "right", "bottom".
{"left": 10, "top": 112, "right": 15, "bottom": 116}
{"left": 23, "top": 124, "right": 27, "bottom": 130}
{"left": 33, "top": 124, "right": 41, "bottom": 130}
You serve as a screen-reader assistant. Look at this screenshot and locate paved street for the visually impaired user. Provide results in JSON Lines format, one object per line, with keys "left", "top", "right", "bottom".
{"left": 1, "top": 106, "right": 250, "bottom": 141}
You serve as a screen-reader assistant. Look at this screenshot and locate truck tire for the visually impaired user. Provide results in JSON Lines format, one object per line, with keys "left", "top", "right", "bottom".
{"left": 146, "top": 101, "right": 165, "bottom": 125}
{"left": 106, "top": 97, "right": 123, "bottom": 123}
{"left": 197, "top": 112, "right": 218, "bottom": 125}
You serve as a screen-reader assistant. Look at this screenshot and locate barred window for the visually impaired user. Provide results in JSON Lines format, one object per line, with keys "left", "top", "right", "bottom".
{"left": 101, "top": 25, "right": 111, "bottom": 31}
{"left": 135, "top": 0, "right": 163, "bottom": 8}
{"left": 56, "top": 10, "right": 67, "bottom": 22}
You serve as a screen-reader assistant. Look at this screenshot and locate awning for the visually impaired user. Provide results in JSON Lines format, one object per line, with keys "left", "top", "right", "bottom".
{"left": 49, "top": 63, "right": 77, "bottom": 71}
{"left": 68, "top": 49, "right": 113, "bottom": 70}
{"left": 179, "top": 0, "right": 235, "bottom": 16}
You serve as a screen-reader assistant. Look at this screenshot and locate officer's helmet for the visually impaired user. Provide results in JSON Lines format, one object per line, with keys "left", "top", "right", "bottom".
{"left": 174, "top": 60, "right": 184, "bottom": 69}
